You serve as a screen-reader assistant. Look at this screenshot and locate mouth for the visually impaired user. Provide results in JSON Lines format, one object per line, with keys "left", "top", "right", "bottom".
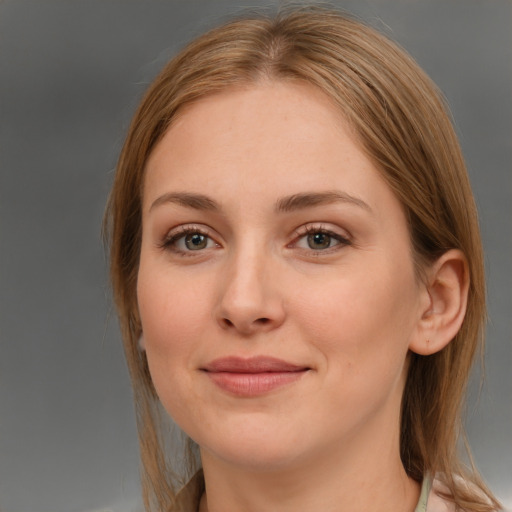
{"left": 201, "top": 356, "right": 310, "bottom": 397}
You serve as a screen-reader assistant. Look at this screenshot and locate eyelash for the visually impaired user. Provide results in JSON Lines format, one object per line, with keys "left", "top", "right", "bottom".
{"left": 159, "top": 225, "right": 217, "bottom": 256}
{"left": 291, "top": 225, "right": 352, "bottom": 253}
{"left": 159, "top": 224, "right": 352, "bottom": 256}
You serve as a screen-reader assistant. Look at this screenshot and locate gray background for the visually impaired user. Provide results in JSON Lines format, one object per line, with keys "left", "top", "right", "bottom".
{"left": 0, "top": 1, "right": 510, "bottom": 511}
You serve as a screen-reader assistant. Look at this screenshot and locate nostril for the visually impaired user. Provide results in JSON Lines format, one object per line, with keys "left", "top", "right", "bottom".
{"left": 220, "top": 317, "right": 271, "bottom": 330}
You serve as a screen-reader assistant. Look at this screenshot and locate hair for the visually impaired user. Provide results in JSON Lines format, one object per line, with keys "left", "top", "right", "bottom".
{"left": 105, "top": 6, "right": 501, "bottom": 512}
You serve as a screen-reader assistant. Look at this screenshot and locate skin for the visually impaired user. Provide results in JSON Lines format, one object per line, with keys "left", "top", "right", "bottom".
{"left": 137, "top": 82, "right": 466, "bottom": 511}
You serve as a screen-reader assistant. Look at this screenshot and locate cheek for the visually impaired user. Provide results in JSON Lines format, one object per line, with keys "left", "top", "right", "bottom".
{"left": 136, "top": 263, "right": 212, "bottom": 399}
{"left": 312, "top": 278, "right": 414, "bottom": 431}
{"left": 293, "top": 260, "right": 418, "bottom": 375}
{"left": 137, "top": 263, "right": 212, "bottom": 346}
{"left": 136, "top": 267, "right": 212, "bottom": 427}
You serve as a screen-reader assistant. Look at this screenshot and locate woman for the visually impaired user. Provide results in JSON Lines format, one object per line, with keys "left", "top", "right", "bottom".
{"left": 105, "top": 7, "right": 502, "bottom": 512}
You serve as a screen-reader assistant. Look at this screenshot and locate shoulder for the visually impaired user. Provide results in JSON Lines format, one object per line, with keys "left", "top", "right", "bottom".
{"left": 426, "top": 478, "right": 456, "bottom": 512}
{"left": 173, "top": 470, "right": 204, "bottom": 512}
{"left": 426, "top": 474, "right": 500, "bottom": 512}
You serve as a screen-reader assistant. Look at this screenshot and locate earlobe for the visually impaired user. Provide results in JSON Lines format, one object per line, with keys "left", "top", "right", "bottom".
{"left": 409, "top": 249, "right": 469, "bottom": 356}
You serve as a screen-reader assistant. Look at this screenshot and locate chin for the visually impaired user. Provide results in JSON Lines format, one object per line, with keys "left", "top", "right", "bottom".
{"left": 204, "top": 443, "right": 305, "bottom": 473}
{"left": 195, "top": 417, "right": 313, "bottom": 472}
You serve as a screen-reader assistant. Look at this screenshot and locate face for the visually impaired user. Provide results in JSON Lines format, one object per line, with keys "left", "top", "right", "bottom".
{"left": 137, "top": 82, "right": 426, "bottom": 471}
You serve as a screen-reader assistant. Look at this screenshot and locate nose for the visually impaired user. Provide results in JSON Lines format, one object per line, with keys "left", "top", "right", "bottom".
{"left": 215, "top": 248, "right": 286, "bottom": 335}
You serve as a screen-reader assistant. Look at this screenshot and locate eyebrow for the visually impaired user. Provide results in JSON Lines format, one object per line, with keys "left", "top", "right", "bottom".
{"left": 149, "top": 190, "right": 372, "bottom": 214}
{"left": 149, "top": 192, "right": 220, "bottom": 212}
{"left": 275, "top": 191, "right": 373, "bottom": 214}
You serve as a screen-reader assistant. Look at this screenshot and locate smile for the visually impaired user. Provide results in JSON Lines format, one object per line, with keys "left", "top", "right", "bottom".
{"left": 201, "top": 356, "right": 310, "bottom": 397}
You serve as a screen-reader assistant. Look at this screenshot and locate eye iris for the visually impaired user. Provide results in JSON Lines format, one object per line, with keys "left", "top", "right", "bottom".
{"left": 185, "top": 233, "right": 208, "bottom": 250}
{"left": 307, "top": 232, "right": 331, "bottom": 250}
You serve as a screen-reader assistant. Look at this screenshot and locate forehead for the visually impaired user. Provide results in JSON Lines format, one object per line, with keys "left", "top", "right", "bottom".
{"left": 149, "top": 82, "right": 347, "bottom": 163}
{"left": 143, "top": 81, "right": 383, "bottom": 202}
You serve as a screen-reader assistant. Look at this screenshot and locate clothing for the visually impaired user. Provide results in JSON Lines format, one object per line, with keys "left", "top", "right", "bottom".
{"left": 174, "top": 471, "right": 457, "bottom": 512}
{"left": 174, "top": 470, "right": 204, "bottom": 512}
{"left": 416, "top": 477, "right": 456, "bottom": 512}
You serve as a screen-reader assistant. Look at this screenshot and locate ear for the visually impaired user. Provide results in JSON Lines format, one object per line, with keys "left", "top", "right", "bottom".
{"left": 409, "top": 249, "right": 469, "bottom": 356}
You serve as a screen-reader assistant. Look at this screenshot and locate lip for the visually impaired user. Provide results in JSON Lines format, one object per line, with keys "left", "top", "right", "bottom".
{"left": 201, "top": 356, "right": 310, "bottom": 397}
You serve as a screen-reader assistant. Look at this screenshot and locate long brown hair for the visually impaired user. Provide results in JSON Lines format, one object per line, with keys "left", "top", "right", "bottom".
{"left": 105, "top": 7, "right": 501, "bottom": 511}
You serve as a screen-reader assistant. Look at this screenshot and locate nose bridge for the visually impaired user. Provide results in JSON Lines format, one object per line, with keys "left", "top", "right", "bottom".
{"left": 216, "top": 237, "right": 285, "bottom": 334}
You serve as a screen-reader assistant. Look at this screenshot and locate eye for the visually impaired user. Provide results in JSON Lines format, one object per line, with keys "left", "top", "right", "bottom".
{"left": 293, "top": 226, "right": 351, "bottom": 252}
{"left": 160, "top": 226, "right": 219, "bottom": 254}
{"left": 306, "top": 232, "right": 334, "bottom": 250}
{"left": 182, "top": 232, "right": 209, "bottom": 250}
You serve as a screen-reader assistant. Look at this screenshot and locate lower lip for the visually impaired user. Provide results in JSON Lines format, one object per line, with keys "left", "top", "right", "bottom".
{"left": 204, "top": 370, "right": 307, "bottom": 397}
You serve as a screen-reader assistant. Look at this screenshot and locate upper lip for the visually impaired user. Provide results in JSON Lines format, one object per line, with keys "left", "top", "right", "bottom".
{"left": 202, "top": 356, "right": 309, "bottom": 373}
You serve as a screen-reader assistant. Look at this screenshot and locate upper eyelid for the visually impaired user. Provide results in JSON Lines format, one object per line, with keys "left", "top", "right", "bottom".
{"left": 293, "top": 223, "right": 352, "bottom": 240}
{"left": 164, "top": 224, "right": 213, "bottom": 239}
